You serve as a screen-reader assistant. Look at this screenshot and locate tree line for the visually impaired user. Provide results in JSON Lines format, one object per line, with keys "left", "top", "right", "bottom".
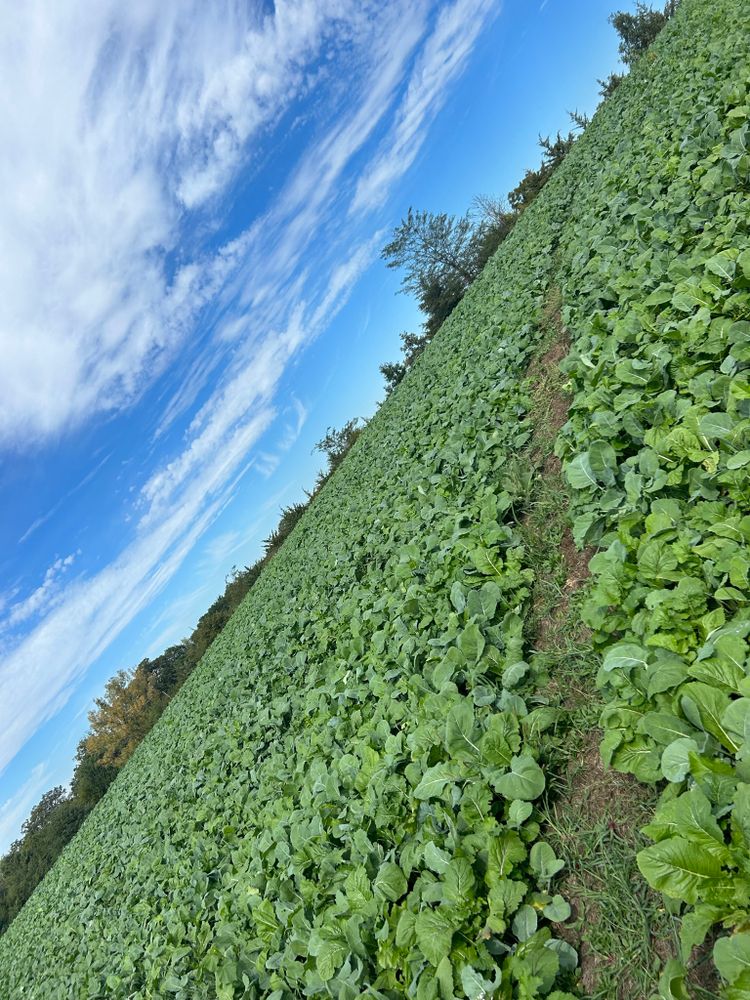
{"left": 0, "top": 0, "right": 678, "bottom": 936}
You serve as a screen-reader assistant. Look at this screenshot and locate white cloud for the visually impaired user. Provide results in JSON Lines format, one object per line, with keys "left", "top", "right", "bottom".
{"left": 4, "top": 553, "right": 79, "bottom": 630}
{"left": 254, "top": 452, "right": 282, "bottom": 479}
{"left": 141, "top": 227, "right": 379, "bottom": 524}
{"left": 200, "top": 531, "right": 243, "bottom": 570}
{"left": 140, "top": 493, "right": 284, "bottom": 660}
{"left": 210, "top": 6, "right": 430, "bottom": 329}
{"left": 351, "top": 0, "right": 499, "bottom": 214}
{"left": 0, "top": 0, "right": 385, "bottom": 445}
{"left": 279, "top": 398, "right": 309, "bottom": 451}
{"left": 0, "top": 480, "right": 245, "bottom": 777}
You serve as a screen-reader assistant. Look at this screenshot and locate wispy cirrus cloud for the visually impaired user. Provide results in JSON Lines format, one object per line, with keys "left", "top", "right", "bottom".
{"left": 352, "top": 0, "right": 499, "bottom": 214}
{"left": 3, "top": 552, "right": 79, "bottom": 630}
{"left": 0, "top": 0, "right": 378, "bottom": 445}
{"left": 279, "top": 399, "right": 309, "bottom": 452}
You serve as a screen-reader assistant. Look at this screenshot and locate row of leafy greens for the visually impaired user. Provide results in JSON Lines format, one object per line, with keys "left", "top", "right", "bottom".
{"left": 553, "top": 0, "right": 750, "bottom": 993}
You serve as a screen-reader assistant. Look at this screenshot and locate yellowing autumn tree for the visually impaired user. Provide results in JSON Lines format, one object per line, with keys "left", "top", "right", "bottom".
{"left": 84, "top": 666, "right": 167, "bottom": 768}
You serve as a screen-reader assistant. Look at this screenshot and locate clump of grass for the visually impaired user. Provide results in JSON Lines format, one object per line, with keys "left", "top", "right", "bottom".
{"left": 541, "top": 731, "right": 678, "bottom": 1000}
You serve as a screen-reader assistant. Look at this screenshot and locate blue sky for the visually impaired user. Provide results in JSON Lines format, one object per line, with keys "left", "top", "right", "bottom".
{"left": 0, "top": 0, "right": 624, "bottom": 852}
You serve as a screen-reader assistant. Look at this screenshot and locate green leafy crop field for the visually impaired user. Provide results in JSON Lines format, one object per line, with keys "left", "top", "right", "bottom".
{"left": 1, "top": 0, "right": 748, "bottom": 996}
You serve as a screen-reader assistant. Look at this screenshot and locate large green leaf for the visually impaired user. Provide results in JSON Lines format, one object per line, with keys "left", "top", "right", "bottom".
{"left": 488, "top": 832, "right": 527, "bottom": 880}
{"left": 660, "top": 738, "right": 699, "bottom": 782}
{"left": 445, "top": 702, "right": 481, "bottom": 761}
{"left": 529, "top": 842, "right": 565, "bottom": 881}
{"left": 480, "top": 713, "right": 518, "bottom": 768}
{"left": 466, "top": 581, "right": 502, "bottom": 621}
{"left": 414, "top": 763, "right": 460, "bottom": 800}
{"left": 654, "top": 959, "right": 691, "bottom": 1000}
{"left": 644, "top": 787, "right": 727, "bottom": 858}
{"left": 423, "top": 842, "right": 452, "bottom": 875}
{"left": 732, "top": 783, "right": 750, "bottom": 846}
{"left": 311, "top": 928, "right": 349, "bottom": 982}
{"left": 611, "top": 736, "right": 661, "bottom": 782}
{"left": 714, "top": 932, "right": 750, "bottom": 985}
{"left": 460, "top": 964, "right": 499, "bottom": 999}
{"left": 565, "top": 453, "right": 598, "bottom": 490}
{"left": 543, "top": 895, "right": 571, "bottom": 922}
{"left": 723, "top": 699, "right": 750, "bottom": 745}
{"left": 373, "top": 863, "right": 408, "bottom": 902}
{"left": 637, "top": 836, "right": 726, "bottom": 904}
{"left": 601, "top": 643, "right": 649, "bottom": 674}
{"left": 638, "top": 712, "right": 695, "bottom": 746}
{"left": 681, "top": 683, "right": 738, "bottom": 751}
{"left": 493, "top": 755, "right": 545, "bottom": 801}
{"left": 457, "top": 624, "right": 486, "bottom": 664}
{"left": 512, "top": 904, "right": 538, "bottom": 942}
{"left": 488, "top": 878, "right": 526, "bottom": 931}
{"left": 415, "top": 909, "right": 456, "bottom": 967}
{"left": 442, "top": 859, "right": 476, "bottom": 908}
